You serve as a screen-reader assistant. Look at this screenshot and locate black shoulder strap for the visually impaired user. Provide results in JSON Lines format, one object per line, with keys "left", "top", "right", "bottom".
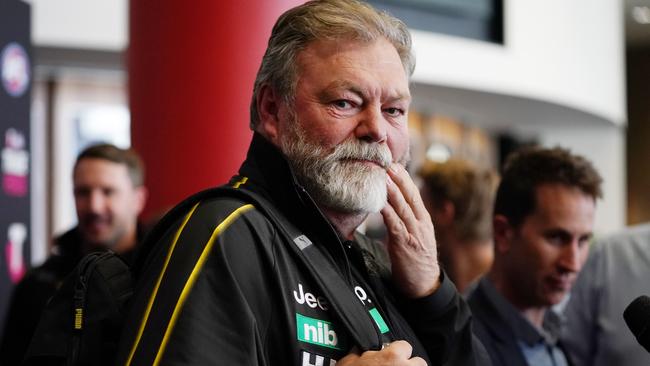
{"left": 68, "top": 252, "right": 102, "bottom": 366}
{"left": 143, "top": 186, "right": 383, "bottom": 351}
{"left": 24, "top": 251, "right": 131, "bottom": 366}
{"left": 222, "top": 187, "right": 384, "bottom": 351}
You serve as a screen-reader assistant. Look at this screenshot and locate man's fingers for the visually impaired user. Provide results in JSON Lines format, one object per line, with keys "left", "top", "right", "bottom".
{"left": 387, "top": 164, "right": 429, "bottom": 221}
{"left": 337, "top": 340, "right": 426, "bottom": 365}
{"left": 378, "top": 341, "right": 427, "bottom": 365}
{"left": 383, "top": 340, "right": 414, "bottom": 360}
{"left": 408, "top": 356, "right": 428, "bottom": 366}
{"left": 336, "top": 351, "right": 361, "bottom": 365}
{"left": 380, "top": 201, "right": 401, "bottom": 235}
{"left": 386, "top": 174, "right": 419, "bottom": 236}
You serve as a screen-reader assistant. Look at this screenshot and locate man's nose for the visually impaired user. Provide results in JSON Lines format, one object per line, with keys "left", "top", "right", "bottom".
{"left": 559, "top": 241, "right": 583, "bottom": 273}
{"left": 88, "top": 191, "right": 106, "bottom": 212}
{"left": 355, "top": 106, "right": 387, "bottom": 143}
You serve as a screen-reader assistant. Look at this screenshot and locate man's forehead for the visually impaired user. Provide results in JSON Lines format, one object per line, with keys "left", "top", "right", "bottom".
{"left": 526, "top": 184, "right": 596, "bottom": 226}
{"left": 297, "top": 37, "right": 408, "bottom": 72}
{"left": 74, "top": 158, "right": 132, "bottom": 182}
{"left": 319, "top": 79, "right": 411, "bottom": 100}
{"left": 295, "top": 40, "right": 410, "bottom": 97}
{"left": 533, "top": 183, "right": 596, "bottom": 208}
{"left": 75, "top": 157, "right": 127, "bottom": 171}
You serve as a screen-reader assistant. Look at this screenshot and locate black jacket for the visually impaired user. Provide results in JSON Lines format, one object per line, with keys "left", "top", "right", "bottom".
{"left": 0, "top": 228, "right": 83, "bottom": 366}
{"left": 117, "top": 133, "right": 486, "bottom": 365}
{"left": 468, "top": 279, "right": 573, "bottom": 366}
{"left": 468, "top": 280, "right": 530, "bottom": 366}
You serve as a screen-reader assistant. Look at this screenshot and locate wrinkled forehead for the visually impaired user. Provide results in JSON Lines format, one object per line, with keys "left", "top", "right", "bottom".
{"left": 297, "top": 36, "right": 411, "bottom": 77}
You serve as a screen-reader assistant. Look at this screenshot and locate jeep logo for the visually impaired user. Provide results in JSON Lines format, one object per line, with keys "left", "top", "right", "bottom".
{"left": 294, "top": 283, "right": 329, "bottom": 311}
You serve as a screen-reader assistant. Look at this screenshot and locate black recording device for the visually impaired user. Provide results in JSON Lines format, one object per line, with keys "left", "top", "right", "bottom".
{"left": 623, "top": 295, "right": 650, "bottom": 353}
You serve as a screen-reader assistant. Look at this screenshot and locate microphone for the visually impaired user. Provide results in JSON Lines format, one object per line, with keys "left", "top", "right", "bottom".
{"left": 623, "top": 295, "right": 650, "bottom": 353}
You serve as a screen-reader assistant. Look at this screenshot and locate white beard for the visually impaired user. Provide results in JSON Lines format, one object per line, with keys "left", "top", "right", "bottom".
{"left": 280, "top": 121, "right": 393, "bottom": 214}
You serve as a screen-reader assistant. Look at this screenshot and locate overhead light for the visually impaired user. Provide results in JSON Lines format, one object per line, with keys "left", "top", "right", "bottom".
{"left": 632, "top": 6, "right": 650, "bottom": 24}
{"left": 425, "top": 143, "right": 451, "bottom": 163}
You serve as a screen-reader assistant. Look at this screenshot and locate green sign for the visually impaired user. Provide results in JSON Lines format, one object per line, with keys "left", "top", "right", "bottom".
{"left": 296, "top": 313, "right": 341, "bottom": 350}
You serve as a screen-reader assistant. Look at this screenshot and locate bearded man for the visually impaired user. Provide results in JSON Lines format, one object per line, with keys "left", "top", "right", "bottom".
{"left": 116, "top": 1, "right": 486, "bottom": 365}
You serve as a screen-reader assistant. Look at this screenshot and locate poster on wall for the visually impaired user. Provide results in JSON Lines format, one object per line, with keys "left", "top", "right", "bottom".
{"left": 0, "top": 0, "right": 31, "bottom": 336}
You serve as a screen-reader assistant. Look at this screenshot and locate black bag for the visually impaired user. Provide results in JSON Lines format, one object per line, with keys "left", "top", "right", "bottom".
{"left": 24, "top": 251, "right": 132, "bottom": 366}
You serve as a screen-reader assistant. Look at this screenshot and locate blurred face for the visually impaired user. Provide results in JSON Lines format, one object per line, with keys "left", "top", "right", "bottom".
{"left": 496, "top": 184, "right": 595, "bottom": 309}
{"left": 73, "top": 158, "right": 145, "bottom": 251}
{"left": 273, "top": 38, "right": 411, "bottom": 213}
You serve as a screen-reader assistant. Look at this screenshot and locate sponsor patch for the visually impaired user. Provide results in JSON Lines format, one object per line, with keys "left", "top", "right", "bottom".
{"left": 296, "top": 313, "right": 340, "bottom": 349}
{"left": 294, "top": 283, "right": 329, "bottom": 311}
{"left": 369, "top": 308, "right": 389, "bottom": 334}
{"left": 1, "top": 42, "right": 30, "bottom": 98}
{"left": 301, "top": 350, "right": 337, "bottom": 366}
{"left": 293, "top": 235, "right": 312, "bottom": 250}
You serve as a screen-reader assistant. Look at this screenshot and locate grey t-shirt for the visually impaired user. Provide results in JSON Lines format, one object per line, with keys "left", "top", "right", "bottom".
{"left": 562, "top": 223, "right": 650, "bottom": 366}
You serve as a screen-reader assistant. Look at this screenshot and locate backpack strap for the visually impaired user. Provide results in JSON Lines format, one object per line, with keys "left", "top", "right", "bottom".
{"left": 68, "top": 252, "right": 101, "bottom": 366}
{"left": 217, "top": 187, "right": 383, "bottom": 351}
{"left": 24, "top": 250, "right": 132, "bottom": 366}
{"left": 68, "top": 251, "right": 131, "bottom": 366}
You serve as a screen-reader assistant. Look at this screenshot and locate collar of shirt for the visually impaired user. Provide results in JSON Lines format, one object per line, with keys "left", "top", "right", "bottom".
{"left": 480, "top": 278, "right": 564, "bottom": 347}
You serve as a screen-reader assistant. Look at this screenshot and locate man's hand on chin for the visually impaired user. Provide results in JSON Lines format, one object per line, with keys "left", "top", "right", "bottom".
{"left": 381, "top": 163, "right": 440, "bottom": 298}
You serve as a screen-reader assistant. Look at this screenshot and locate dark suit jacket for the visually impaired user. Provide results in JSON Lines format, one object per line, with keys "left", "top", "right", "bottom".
{"left": 468, "top": 280, "right": 529, "bottom": 366}
{"left": 468, "top": 279, "right": 574, "bottom": 366}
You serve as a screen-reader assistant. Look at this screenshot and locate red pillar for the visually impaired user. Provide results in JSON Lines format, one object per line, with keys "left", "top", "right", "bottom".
{"left": 129, "top": 0, "right": 302, "bottom": 219}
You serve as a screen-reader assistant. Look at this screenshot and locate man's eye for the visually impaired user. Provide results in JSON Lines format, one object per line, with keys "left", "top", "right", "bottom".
{"left": 385, "top": 107, "right": 404, "bottom": 117}
{"left": 546, "top": 234, "right": 565, "bottom": 246}
{"left": 578, "top": 236, "right": 592, "bottom": 248}
{"left": 332, "top": 100, "right": 353, "bottom": 109}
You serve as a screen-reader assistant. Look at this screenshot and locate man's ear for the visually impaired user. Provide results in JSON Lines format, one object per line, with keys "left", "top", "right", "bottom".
{"left": 493, "top": 214, "right": 514, "bottom": 253}
{"left": 133, "top": 186, "right": 148, "bottom": 216}
{"left": 432, "top": 200, "right": 455, "bottom": 228}
{"left": 256, "top": 84, "right": 282, "bottom": 146}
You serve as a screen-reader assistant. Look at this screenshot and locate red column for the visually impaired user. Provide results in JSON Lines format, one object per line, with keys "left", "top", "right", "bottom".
{"left": 129, "top": 1, "right": 302, "bottom": 219}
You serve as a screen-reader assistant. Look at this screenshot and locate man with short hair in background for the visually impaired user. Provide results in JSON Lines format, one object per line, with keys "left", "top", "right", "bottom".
{"left": 419, "top": 159, "right": 498, "bottom": 295}
{"left": 468, "top": 146, "right": 602, "bottom": 366}
{"left": 0, "top": 143, "right": 148, "bottom": 365}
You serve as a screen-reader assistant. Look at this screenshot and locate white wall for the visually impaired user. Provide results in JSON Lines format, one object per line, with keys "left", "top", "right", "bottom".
{"left": 412, "top": 0, "right": 626, "bottom": 126}
{"left": 24, "top": 0, "right": 127, "bottom": 50}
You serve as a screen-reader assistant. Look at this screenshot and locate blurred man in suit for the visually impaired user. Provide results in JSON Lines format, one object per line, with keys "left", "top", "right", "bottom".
{"left": 469, "top": 146, "right": 602, "bottom": 366}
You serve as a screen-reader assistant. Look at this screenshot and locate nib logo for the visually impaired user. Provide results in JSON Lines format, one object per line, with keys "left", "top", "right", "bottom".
{"left": 296, "top": 313, "right": 340, "bottom": 349}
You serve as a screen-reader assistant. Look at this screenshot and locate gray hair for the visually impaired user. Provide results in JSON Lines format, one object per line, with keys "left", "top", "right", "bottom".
{"left": 249, "top": 0, "right": 415, "bottom": 130}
